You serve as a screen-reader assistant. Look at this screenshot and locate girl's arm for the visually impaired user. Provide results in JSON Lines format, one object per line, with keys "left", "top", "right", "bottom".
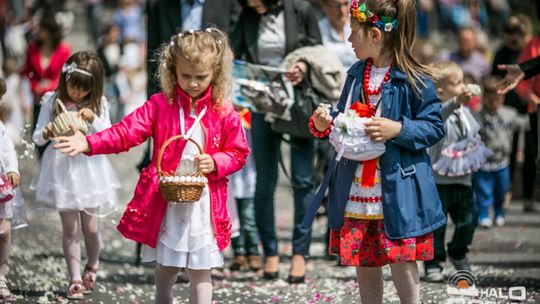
{"left": 85, "top": 98, "right": 156, "bottom": 155}
{"left": 208, "top": 111, "right": 249, "bottom": 180}
{"left": 32, "top": 92, "right": 55, "bottom": 146}
{"left": 392, "top": 84, "right": 446, "bottom": 151}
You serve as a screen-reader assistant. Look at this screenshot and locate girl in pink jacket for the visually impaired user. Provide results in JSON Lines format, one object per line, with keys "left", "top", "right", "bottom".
{"left": 54, "top": 28, "right": 249, "bottom": 303}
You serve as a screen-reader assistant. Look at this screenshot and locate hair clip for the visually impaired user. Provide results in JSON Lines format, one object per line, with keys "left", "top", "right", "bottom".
{"left": 350, "top": 0, "right": 399, "bottom": 32}
{"left": 205, "top": 28, "right": 212, "bottom": 33}
{"left": 62, "top": 62, "right": 92, "bottom": 80}
{"left": 169, "top": 41, "right": 174, "bottom": 47}
{"left": 177, "top": 33, "right": 183, "bottom": 38}
{"left": 216, "top": 39, "right": 223, "bottom": 45}
{"left": 188, "top": 29, "right": 195, "bottom": 34}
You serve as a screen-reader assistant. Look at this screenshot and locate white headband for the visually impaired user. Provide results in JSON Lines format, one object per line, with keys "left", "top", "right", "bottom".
{"left": 62, "top": 62, "right": 92, "bottom": 80}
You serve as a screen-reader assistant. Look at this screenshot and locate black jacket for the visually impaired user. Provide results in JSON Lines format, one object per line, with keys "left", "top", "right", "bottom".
{"left": 231, "top": 0, "right": 322, "bottom": 64}
{"left": 146, "top": 0, "right": 241, "bottom": 96}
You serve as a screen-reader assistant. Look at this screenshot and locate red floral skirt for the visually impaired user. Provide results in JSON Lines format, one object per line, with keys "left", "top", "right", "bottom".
{"left": 329, "top": 218, "right": 434, "bottom": 267}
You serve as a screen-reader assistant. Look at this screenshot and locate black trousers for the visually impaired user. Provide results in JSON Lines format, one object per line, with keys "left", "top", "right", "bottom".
{"left": 425, "top": 184, "right": 477, "bottom": 269}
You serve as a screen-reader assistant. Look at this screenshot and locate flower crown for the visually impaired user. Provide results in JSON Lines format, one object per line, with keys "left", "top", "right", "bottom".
{"left": 350, "top": 0, "right": 399, "bottom": 32}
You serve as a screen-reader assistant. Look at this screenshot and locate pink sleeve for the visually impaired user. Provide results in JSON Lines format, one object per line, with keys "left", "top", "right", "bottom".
{"left": 86, "top": 98, "right": 156, "bottom": 155}
{"left": 209, "top": 111, "right": 250, "bottom": 180}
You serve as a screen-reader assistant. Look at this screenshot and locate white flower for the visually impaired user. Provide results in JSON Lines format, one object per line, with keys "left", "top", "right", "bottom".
{"left": 384, "top": 23, "right": 393, "bottom": 32}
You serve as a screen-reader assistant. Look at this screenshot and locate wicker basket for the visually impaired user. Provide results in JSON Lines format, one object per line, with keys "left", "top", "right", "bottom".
{"left": 157, "top": 135, "right": 207, "bottom": 203}
{"left": 51, "top": 98, "right": 89, "bottom": 137}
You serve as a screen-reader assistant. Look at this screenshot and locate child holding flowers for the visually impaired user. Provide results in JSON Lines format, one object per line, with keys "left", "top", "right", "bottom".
{"left": 303, "top": 0, "right": 446, "bottom": 303}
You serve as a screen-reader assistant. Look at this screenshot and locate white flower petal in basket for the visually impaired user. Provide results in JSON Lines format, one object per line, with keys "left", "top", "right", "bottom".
{"left": 179, "top": 176, "right": 186, "bottom": 182}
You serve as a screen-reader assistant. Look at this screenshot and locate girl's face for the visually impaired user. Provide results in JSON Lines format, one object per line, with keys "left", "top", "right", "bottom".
{"left": 67, "top": 83, "right": 90, "bottom": 103}
{"left": 348, "top": 20, "right": 377, "bottom": 60}
{"left": 175, "top": 57, "right": 214, "bottom": 99}
{"left": 247, "top": 0, "right": 268, "bottom": 14}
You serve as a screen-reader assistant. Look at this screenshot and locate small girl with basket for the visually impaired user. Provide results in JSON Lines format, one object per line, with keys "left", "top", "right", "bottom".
{"left": 30, "top": 52, "right": 120, "bottom": 300}
{"left": 303, "top": 0, "right": 447, "bottom": 303}
{"left": 54, "top": 28, "right": 249, "bottom": 304}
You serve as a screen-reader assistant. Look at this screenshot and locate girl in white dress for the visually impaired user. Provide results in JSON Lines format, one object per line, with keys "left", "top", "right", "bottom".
{"left": 30, "top": 52, "right": 120, "bottom": 300}
{"left": 0, "top": 78, "right": 22, "bottom": 301}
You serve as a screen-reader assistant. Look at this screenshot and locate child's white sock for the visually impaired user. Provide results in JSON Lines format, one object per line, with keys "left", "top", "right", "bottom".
{"left": 186, "top": 268, "right": 212, "bottom": 304}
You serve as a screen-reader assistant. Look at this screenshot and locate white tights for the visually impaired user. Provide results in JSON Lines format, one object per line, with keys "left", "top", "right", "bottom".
{"left": 356, "top": 262, "right": 420, "bottom": 304}
{"left": 59, "top": 209, "right": 101, "bottom": 281}
{"left": 154, "top": 265, "right": 212, "bottom": 304}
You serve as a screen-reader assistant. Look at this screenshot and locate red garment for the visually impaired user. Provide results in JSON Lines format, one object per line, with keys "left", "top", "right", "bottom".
{"left": 516, "top": 36, "right": 540, "bottom": 113}
{"left": 86, "top": 87, "right": 250, "bottom": 250}
{"left": 23, "top": 41, "right": 71, "bottom": 99}
{"left": 330, "top": 218, "right": 434, "bottom": 267}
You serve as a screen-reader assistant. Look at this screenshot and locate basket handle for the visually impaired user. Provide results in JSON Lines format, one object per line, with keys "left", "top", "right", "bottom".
{"left": 56, "top": 98, "right": 68, "bottom": 114}
{"left": 157, "top": 135, "right": 204, "bottom": 177}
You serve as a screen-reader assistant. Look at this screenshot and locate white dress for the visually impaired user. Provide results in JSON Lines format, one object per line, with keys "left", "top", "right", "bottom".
{"left": 142, "top": 109, "right": 223, "bottom": 269}
{"left": 0, "top": 121, "right": 28, "bottom": 231}
{"left": 30, "top": 92, "right": 120, "bottom": 214}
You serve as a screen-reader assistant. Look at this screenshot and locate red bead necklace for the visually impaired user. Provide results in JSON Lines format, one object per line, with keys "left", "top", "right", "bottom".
{"left": 363, "top": 58, "right": 393, "bottom": 97}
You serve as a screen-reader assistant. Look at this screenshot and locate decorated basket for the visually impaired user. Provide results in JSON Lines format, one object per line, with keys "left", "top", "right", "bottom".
{"left": 157, "top": 135, "right": 208, "bottom": 203}
{"left": 51, "top": 98, "right": 89, "bottom": 137}
{"left": 0, "top": 175, "right": 14, "bottom": 204}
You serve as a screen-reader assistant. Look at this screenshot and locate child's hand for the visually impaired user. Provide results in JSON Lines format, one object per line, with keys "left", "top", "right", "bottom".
{"left": 78, "top": 108, "right": 95, "bottom": 123}
{"left": 457, "top": 90, "right": 473, "bottom": 105}
{"left": 7, "top": 172, "right": 19, "bottom": 188}
{"left": 312, "top": 107, "right": 332, "bottom": 131}
{"left": 53, "top": 127, "right": 91, "bottom": 156}
{"left": 364, "top": 117, "right": 402, "bottom": 142}
{"left": 42, "top": 123, "right": 54, "bottom": 141}
{"left": 195, "top": 154, "right": 216, "bottom": 174}
{"left": 286, "top": 61, "right": 308, "bottom": 86}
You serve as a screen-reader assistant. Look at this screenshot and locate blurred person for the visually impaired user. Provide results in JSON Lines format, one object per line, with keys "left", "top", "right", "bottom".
{"left": 22, "top": 13, "right": 70, "bottom": 130}
{"left": 231, "top": 0, "right": 321, "bottom": 284}
{"left": 97, "top": 24, "right": 122, "bottom": 122}
{"left": 2, "top": 58, "right": 33, "bottom": 145}
{"left": 85, "top": 0, "right": 103, "bottom": 45}
{"left": 115, "top": 42, "right": 146, "bottom": 119}
{"left": 514, "top": 17, "right": 540, "bottom": 213}
{"left": 425, "top": 61, "right": 481, "bottom": 281}
{"left": 318, "top": 0, "right": 356, "bottom": 69}
{"left": 474, "top": 76, "right": 531, "bottom": 228}
{"left": 491, "top": 14, "right": 534, "bottom": 212}
{"left": 440, "top": 27, "right": 489, "bottom": 82}
{"left": 112, "top": 0, "right": 144, "bottom": 43}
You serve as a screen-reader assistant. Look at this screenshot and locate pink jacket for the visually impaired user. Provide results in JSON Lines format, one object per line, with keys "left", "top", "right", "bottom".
{"left": 86, "top": 86, "right": 249, "bottom": 250}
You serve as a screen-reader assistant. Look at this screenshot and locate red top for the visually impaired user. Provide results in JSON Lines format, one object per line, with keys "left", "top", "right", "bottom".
{"left": 516, "top": 36, "right": 540, "bottom": 114}
{"left": 23, "top": 41, "right": 71, "bottom": 99}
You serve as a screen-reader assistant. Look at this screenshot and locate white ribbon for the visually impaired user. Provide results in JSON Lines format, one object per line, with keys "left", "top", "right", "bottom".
{"left": 178, "top": 96, "right": 207, "bottom": 140}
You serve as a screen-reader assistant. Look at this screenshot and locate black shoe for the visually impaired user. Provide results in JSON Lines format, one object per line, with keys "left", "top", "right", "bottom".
{"left": 287, "top": 275, "right": 305, "bottom": 284}
{"left": 449, "top": 257, "right": 471, "bottom": 272}
{"left": 263, "top": 271, "right": 279, "bottom": 280}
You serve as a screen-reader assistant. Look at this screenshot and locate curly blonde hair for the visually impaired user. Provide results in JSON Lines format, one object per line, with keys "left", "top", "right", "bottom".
{"left": 157, "top": 28, "right": 234, "bottom": 106}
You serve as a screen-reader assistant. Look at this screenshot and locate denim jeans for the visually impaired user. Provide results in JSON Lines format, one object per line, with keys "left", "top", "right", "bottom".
{"left": 474, "top": 166, "right": 511, "bottom": 220}
{"left": 231, "top": 198, "right": 260, "bottom": 256}
{"left": 251, "top": 113, "right": 316, "bottom": 257}
{"left": 425, "top": 184, "right": 477, "bottom": 270}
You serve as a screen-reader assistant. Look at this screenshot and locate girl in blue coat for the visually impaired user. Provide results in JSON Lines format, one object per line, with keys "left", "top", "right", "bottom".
{"left": 304, "top": 0, "right": 446, "bottom": 303}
